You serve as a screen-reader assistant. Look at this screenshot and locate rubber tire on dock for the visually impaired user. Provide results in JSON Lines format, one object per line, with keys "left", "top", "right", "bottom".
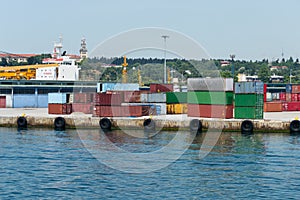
{"left": 189, "top": 119, "right": 202, "bottom": 133}
{"left": 54, "top": 117, "right": 66, "bottom": 130}
{"left": 17, "top": 116, "right": 27, "bottom": 129}
{"left": 290, "top": 120, "right": 300, "bottom": 133}
{"left": 241, "top": 120, "right": 253, "bottom": 133}
{"left": 143, "top": 118, "right": 156, "bottom": 131}
{"left": 99, "top": 118, "right": 112, "bottom": 131}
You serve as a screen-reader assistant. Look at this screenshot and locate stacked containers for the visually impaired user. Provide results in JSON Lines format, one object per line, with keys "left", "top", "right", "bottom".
{"left": 283, "top": 84, "right": 300, "bottom": 111}
{"left": 140, "top": 92, "right": 167, "bottom": 115}
{"left": 166, "top": 92, "right": 187, "bottom": 114}
{"left": 187, "top": 78, "right": 234, "bottom": 118}
{"left": 234, "top": 82, "right": 264, "bottom": 118}
{"left": 48, "top": 93, "right": 72, "bottom": 114}
{"left": 72, "top": 93, "right": 94, "bottom": 114}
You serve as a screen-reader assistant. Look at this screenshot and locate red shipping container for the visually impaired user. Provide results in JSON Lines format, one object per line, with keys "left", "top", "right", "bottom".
{"left": 121, "top": 106, "right": 142, "bottom": 117}
{"left": 287, "top": 102, "right": 300, "bottom": 111}
{"left": 0, "top": 96, "right": 6, "bottom": 108}
{"left": 279, "top": 92, "right": 286, "bottom": 101}
{"left": 48, "top": 104, "right": 72, "bottom": 114}
{"left": 72, "top": 103, "right": 92, "bottom": 114}
{"left": 282, "top": 102, "right": 288, "bottom": 111}
{"left": 73, "top": 93, "right": 94, "bottom": 103}
{"left": 94, "top": 93, "right": 123, "bottom": 105}
{"left": 291, "top": 93, "right": 298, "bottom": 102}
{"left": 292, "top": 85, "right": 300, "bottom": 93}
{"left": 187, "top": 104, "right": 233, "bottom": 119}
{"left": 150, "top": 84, "right": 173, "bottom": 93}
{"left": 123, "top": 91, "right": 142, "bottom": 103}
{"left": 298, "top": 93, "right": 300, "bottom": 102}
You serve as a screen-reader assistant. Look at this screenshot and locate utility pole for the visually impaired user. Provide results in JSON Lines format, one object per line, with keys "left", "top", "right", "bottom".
{"left": 162, "top": 35, "right": 169, "bottom": 84}
{"left": 230, "top": 54, "right": 236, "bottom": 79}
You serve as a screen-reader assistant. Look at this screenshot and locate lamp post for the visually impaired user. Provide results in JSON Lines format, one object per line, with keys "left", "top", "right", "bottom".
{"left": 230, "top": 54, "right": 236, "bottom": 79}
{"left": 162, "top": 35, "right": 169, "bottom": 84}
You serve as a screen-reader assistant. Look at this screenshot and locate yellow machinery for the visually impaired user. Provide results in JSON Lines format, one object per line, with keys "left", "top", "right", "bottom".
{"left": 0, "top": 63, "right": 59, "bottom": 80}
{"left": 122, "top": 56, "right": 128, "bottom": 83}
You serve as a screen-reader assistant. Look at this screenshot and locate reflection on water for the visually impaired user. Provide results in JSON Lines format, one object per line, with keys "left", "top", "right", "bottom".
{"left": 1, "top": 127, "right": 300, "bottom": 199}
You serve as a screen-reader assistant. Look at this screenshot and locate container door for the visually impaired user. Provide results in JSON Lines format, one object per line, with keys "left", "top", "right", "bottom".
{"left": 0, "top": 96, "right": 6, "bottom": 108}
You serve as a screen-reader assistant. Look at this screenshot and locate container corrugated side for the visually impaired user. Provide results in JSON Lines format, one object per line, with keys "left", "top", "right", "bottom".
{"left": 166, "top": 92, "right": 187, "bottom": 104}
{"left": 234, "top": 82, "right": 264, "bottom": 94}
{"left": 167, "top": 104, "right": 187, "bottom": 114}
{"left": 187, "top": 104, "right": 233, "bottom": 118}
{"left": 234, "top": 94, "right": 264, "bottom": 107}
{"left": 48, "top": 93, "right": 67, "bottom": 104}
{"left": 234, "top": 106, "right": 264, "bottom": 119}
{"left": 187, "top": 78, "right": 233, "bottom": 91}
{"left": 187, "top": 91, "right": 233, "bottom": 105}
{"left": 264, "top": 102, "right": 282, "bottom": 112}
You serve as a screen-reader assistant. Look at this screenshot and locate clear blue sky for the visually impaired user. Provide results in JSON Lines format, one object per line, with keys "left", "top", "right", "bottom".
{"left": 1, "top": 0, "right": 300, "bottom": 61}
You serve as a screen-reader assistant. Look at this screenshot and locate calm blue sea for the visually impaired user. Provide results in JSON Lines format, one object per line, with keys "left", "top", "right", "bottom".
{"left": 1, "top": 127, "right": 300, "bottom": 199}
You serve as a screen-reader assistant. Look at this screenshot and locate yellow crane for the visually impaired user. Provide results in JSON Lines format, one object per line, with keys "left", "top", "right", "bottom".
{"left": 122, "top": 56, "right": 128, "bottom": 83}
{"left": 0, "top": 63, "right": 59, "bottom": 80}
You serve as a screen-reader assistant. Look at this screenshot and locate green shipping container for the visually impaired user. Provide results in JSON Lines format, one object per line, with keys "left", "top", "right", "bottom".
{"left": 234, "top": 94, "right": 264, "bottom": 107}
{"left": 187, "top": 91, "right": 233, "bottom": 105}
{"left": 166, "top": 92, "right": 187, "bottom": 104}
{"left": 234, "top": 106, "right": 264, "bottom": 119}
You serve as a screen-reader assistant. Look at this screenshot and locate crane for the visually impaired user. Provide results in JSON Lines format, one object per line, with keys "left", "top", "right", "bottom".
{"left": 122, "top": 56, "right": 128, "bottom": 83}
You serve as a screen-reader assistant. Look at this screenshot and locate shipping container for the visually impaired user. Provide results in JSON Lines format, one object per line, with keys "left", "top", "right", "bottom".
{"left": 73, "top": 92, "right": 94, "bottom": 103}
{"left": 37, "top": 94, "right": 49, "bottom": 108}
{"left": 114, "top": 83, "right": 140, "bottom": 91}
{"left": 167, "top": 104, "right": 188, "bottom": 114}
{"left": 72, "top": 103, "right": 92, "bottom": 114}
{"left": 287, "top": 102, "right": 300, "bottom": 111}
{"left": 48, "top": 103, "right": 72, "bottom": 114}
{"left": 150, "top": 83, "right": 173, "bottom": 93}
{"left": 286, "top": 84, "right": 292, "bottom": 93}
{"left": 234, "top": 94, "right": 264, "bottom": 107}
{"left": 140, "top": 93, "right": 166, "bottom": 103}
{"left": 187, "top": 91, "right": 233, "bottom": 105}
{"left": 264, "top": 102, "right": 282, "bottom": 112}
{"left": 266, "top": 93, "right": 272, "bottom": 102}
{"left": 0, "top": 96, "right": 6, "bottom": 108}
{"left": 286, "top": 93, "right": 291, "bottom": 102}
{"left": 282, "top": 102, "right": 288, "bottom": 111}
{"left": 291, "top": 93, "right": 298, "bottom": 102}
{"left": 292, "top": 85, "right": 300, "bottom": 93}
{"left": 93, "top": 105, "right": 142, "bottom": 117}
{"left": 187, "top": 78, "right": 233, "bottom": 91}
{"left": 234, "top": 81, "right": 264, "bottom": 94}
{"left": 153, "top": 103, "right": 167, "bottom": 115}
{"left": 166, "top": 92, "right": 187, "bottom": 104}
{"left": 48, "top": 93, "right": 67, "bottom": 104}
{"left": 188, "top": 104, "right": 233, "bottom": 119}
{"left": 94, "top": 93, "right": 123, "bottom": 105}
{"left": 279, "top": 92, "right": 286, "bottom": 101}
{"left": 271, "top": 93, "right": 280, "bottom": 101}
{"left": 234, "top": 106, "right": 264, "bottom": 119}
{"left": 123, "top": 91, "right": 142, "bottom": 103}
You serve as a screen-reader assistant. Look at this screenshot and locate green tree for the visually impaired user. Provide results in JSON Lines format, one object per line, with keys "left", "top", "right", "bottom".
{"left": 258, "top": 64, "right": 270, "bottom": 83}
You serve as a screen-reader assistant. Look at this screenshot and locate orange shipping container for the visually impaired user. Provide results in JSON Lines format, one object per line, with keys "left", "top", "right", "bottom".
{"left": 264, "top": 102, "right": 282, "bottom": 112}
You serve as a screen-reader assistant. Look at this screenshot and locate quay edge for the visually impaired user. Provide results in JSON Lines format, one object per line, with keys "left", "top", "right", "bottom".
{"left": 0, "top": 114, "right": 293, "bottom": 133}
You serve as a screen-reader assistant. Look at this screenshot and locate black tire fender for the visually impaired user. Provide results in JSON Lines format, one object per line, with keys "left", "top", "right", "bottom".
{"left": 143, "top": 118, "right": 155, "bottom": 131}
{"left": 189, "top": 119, "right": 202, "bottom": 133}
{"left": 17, "top": 116, "right": 27, "bottom": 128}
{"left": 54, "top": 117, "right": 66, "bottom": 130}
{"left": 99, "top": 118, "right": 112, "bottom": 130}
{"left": 290, "top": 120, "right": 300, "bottom": 133}
{"left": 241, "top": 120, "right": 254, "bottom": 133}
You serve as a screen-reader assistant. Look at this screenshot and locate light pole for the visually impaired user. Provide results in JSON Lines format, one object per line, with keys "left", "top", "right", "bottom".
{"left": 162, "top": 35, "right": 169, "bottom": 84}
{"left": 230, "top": 54, "right": 236, "bottom": 79}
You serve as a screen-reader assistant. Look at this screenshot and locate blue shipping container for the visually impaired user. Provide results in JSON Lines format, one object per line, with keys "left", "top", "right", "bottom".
{"left": 48, "top": 93, "right": 67, "bottom": 104}
{"left": 14, "top": 94, "right": 37, "bottom": 108}
{"left": 286, "top": 84, "right": 292, "bottom": 93}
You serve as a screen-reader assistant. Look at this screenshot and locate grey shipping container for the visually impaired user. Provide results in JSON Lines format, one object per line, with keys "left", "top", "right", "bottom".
{"left": 142, "top": 93, "right": 166, "bottom": 103}
{"left": 187, "top": 78, "right": 233, "bottom": 91}
{"left": 234, "top": 82, "right": 264, "bottom": 94}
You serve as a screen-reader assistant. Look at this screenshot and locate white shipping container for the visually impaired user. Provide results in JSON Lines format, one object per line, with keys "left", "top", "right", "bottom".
{"left": 36, "top": 67, "right": 57, "bottom": 80}
{"left": 154, "top": 103, "right": 167, "bottom": 115}
{"left": 188, "top": 78, "right": 233, "bottom": 91}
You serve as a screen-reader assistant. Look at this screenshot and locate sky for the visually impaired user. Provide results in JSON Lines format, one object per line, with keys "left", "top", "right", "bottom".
{"left": 1, "top": 0, "right": 300, "bottom": 61}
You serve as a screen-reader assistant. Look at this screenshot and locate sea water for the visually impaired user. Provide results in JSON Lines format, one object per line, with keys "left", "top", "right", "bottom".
{"left": 1, "top": 127, "right": 300, "bottom": 199}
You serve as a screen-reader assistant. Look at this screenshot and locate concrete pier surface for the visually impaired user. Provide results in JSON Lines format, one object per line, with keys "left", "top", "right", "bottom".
{"left": 0, "top": 108, "right": 299, "bottom": 132}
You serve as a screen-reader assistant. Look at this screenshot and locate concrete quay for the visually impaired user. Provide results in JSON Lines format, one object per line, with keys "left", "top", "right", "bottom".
{"left": 0, "top": 108, "right": 299, "bottom": 132}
